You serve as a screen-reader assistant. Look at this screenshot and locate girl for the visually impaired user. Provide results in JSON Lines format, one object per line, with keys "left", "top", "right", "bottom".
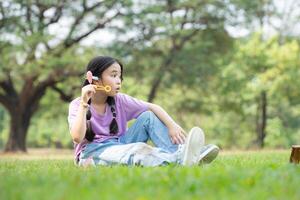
{"left": 68, "top": 56, "right": 219, "bottom": 167}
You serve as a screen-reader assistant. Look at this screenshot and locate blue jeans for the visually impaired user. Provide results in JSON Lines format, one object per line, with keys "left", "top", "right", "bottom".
{"left": 120, "top": 111, "right": 178, "bottom": 153}
{"left": 78, "top": 111, "right": 181, "bottom": 166}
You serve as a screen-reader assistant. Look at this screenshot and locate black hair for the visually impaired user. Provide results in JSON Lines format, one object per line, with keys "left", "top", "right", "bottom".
{"left": 83, "top": 56, "right": 123, "bottom": 142}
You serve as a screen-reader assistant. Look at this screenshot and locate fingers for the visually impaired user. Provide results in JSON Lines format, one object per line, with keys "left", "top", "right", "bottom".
{"left": 171, "top": 132, "right": 186, "bottom": 145}
{"left": 82, "top": 84, "right": 96, "bottom": 102}
{"left": 179, "top": 132, "right": 186, "bottom": 143}
{"left": 174, "top": 134, "right": 184, "bottom": 144}
{"left": 89, "top": 85, "right": 96, "bottom": 94}
{"left": 82, "top": 84, "right": 96, "bottom": 92}
{"left": 169, "top": 125, "right": 187, "bottom": 144}
{"left": 86, "top": 85, "right": 96, "bottom": 98}
{"left": 180, "top": 128, "right": 187, "bottom": 136}
{"left": 176, "top": 128, "right": 186, "bottom": 144}
{"left": 171, "top": 135, "right": 180, "bottom": 145}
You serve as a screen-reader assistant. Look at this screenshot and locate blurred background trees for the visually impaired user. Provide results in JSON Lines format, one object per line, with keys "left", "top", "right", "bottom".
{"left": 0, "top": 0, "right": 299, "bottom": 152}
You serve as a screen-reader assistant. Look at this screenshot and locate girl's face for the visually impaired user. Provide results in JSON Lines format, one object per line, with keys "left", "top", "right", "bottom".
{"left": 94, "top": 62, "right": 122, "bottom": 96}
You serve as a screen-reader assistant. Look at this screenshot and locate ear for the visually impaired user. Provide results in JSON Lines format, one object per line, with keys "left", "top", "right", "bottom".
{"left": 86, "top": 71, "right": 93, "bottom": 84}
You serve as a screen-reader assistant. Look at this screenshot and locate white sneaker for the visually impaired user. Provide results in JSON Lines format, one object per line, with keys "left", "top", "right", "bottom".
{"left": 182, "top": 127, "right": 205, "bottom": 166}
{"left": 197, "top": 144, "right": 219, "bottom": 165}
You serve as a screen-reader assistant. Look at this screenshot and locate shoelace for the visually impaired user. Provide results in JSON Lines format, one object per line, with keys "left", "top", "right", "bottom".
{"left": 175, "top": 144, "right": 185, "bottom": 164}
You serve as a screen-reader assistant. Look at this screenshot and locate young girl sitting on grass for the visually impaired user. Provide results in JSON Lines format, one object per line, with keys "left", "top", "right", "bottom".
{"left": 68, "top": 56, "right": 219, "bottom": 167}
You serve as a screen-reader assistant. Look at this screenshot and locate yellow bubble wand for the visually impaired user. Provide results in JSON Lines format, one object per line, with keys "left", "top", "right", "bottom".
{"left": 86, "top": 71, "right": 111, "bottom": 92}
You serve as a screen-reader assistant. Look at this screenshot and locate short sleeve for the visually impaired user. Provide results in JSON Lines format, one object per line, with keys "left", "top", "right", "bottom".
{"left": 68, "top": 98, "right": 80, "bottom": 131}
{"left": 117, "top": 93, "right": 149, "bottom": 121}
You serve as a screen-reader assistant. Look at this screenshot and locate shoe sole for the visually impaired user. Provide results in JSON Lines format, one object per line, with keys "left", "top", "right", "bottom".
{"left": 182, "top": 127, "right": 205, "bottom": 166}
{"left": 198, "top": 145, "right": 219, "bottom": 165}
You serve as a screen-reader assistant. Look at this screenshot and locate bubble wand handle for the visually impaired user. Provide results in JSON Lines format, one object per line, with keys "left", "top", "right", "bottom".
{"left": 94, "top": 85, "right": 111, "bottom": 92}
{"left": 86, "top": 71, "right": 111, "bottom": 92}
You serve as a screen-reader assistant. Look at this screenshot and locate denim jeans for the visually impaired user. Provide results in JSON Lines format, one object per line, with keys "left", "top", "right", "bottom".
{"left": 78, "top": 111, "right": 181, "bottom": 167}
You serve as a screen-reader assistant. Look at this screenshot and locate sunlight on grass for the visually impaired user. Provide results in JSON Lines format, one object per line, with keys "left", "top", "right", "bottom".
{"left": 0, "top": 150, "right": 299, "bottom": 200}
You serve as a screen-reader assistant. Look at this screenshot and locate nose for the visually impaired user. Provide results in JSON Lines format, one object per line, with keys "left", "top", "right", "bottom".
{"left": 116, "top": 77, "right": 121, "bottom": 85}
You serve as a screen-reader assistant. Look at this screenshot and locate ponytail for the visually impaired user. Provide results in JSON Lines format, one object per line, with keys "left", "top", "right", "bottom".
{"left": 84, "top": 97, "right": 119, "bottom": 142}
{"left": 85, "top": 99, "right": 95, "bottom": 142}
{"left": 107, "top": 97, "right": 118, "bottom": 135}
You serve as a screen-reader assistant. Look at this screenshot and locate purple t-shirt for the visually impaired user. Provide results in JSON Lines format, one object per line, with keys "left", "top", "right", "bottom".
{"left": 68, "top": 93, "right": 149, "bottom": 161}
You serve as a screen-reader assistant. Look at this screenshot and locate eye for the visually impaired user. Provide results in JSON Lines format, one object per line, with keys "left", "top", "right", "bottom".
{"left": 111, "top": 73, "right": 121, "bottom": 78}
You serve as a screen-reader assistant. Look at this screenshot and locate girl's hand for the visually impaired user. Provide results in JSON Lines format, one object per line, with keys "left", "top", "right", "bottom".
{"left": 81, "top": 84, "right": 96, "bottom": 103}
{"left": 168, "top": 124, "right": 186, "bottom": 144}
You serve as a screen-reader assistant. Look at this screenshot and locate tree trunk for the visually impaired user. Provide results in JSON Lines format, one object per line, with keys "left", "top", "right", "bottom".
{"left": 255, "top": 91, "right": 267, "bottom": 148}
{"left": 147, "top": 54, "right": 175, "bottom": 102}
{"left": 148, "top": 74, "right": 164, "bottom": 102}
{"left": 4, "top": 109, "right": 31, "bottom": 152}
{"left": 2, "top": 79, "right": 43, "bottom": 152}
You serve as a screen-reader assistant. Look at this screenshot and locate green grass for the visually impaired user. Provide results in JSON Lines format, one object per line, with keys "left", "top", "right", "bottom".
{"left": 0, "top": 151, "right": 299, "bottom": 200}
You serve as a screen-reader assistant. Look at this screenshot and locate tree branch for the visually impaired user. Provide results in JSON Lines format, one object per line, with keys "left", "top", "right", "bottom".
{"left": 36, "top": 2, "right": 47, "bottom": 31}
{"left": 176, "top": 28, "right": 200, "bottom": 50}
{"left": 51, "top": 85, "right": 75, "bottom": 102}
{"left": 0, "top": 94, "right": 12, "bottom": 111}
{"left": 29, "top": 69, "right": 82, "bottom": 106}
{"left": 44, "top": 0, "right": 66, "bottom": 27}
{"left": 64, "top": 10, "right": 122, "bottom": 48}
{"left": 25, "top": 3, "right": 34, "bottom": 34}
{"left": 64, "top": 1, "right": 105, "bottom": 46}
{"left": 0, "top": 2, "right": 5, "bottom": 29}
{"left": 0, "top": 73, "right": 19, "bottom": 113}
{"left": 180, "top": 7, "right": 190, "bottom": 30}
{"left": 0, "top": 73, "right": 18, "bottom": 100}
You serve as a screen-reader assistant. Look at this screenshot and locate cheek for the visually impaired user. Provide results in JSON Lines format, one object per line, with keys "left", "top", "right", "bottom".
{"left": 102, "top": 76, "right": 114, "bottom": 84}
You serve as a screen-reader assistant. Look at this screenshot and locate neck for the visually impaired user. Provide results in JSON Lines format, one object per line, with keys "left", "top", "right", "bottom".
{"left": 91, "top": 92, "right": 108, "bottom": 105}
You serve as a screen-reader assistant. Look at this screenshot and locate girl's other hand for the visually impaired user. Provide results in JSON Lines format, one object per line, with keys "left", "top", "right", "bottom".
{"left": 81, "top": 84, "right": 96, "bottom": 103}
{"left": 168, "top": 124, "right": 186, "bottom": 144}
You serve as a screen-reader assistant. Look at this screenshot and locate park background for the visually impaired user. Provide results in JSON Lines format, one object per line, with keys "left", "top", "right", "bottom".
{"left": 1, "top": 0, "right": 299, "bottom": 152}
{"left": 1, "top": 1, "right": 300, "bottom": 200}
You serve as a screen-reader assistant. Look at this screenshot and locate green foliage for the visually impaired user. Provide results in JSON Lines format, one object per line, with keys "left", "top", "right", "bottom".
{"left": 210, "top": 33, "right": 300, "bottom": 148}
{"left": 0, "top": 0, "right": 300, "bottom": 150}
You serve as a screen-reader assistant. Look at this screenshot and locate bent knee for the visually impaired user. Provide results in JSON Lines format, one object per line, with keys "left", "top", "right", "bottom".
{"left": 138, "top": 110, "right": 155, "bottom": 120}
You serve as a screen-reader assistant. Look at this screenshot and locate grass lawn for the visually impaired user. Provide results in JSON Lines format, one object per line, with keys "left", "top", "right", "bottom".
{"left": 0, "top": 149, "right": 299, "bottom": 200}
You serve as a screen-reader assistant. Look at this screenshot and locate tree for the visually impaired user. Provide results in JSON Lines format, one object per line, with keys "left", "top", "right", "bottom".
{"left": 110, "top": 0, "right": 233, "bottom": 102}
{"left": 0, "top": 0, "right": 127, "bottom": 152}
{"left": 226, "top": 0, "right": 271, "bottom": 147}
{"left": 218, "top": 34, "right": 300, "bottom": 148}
